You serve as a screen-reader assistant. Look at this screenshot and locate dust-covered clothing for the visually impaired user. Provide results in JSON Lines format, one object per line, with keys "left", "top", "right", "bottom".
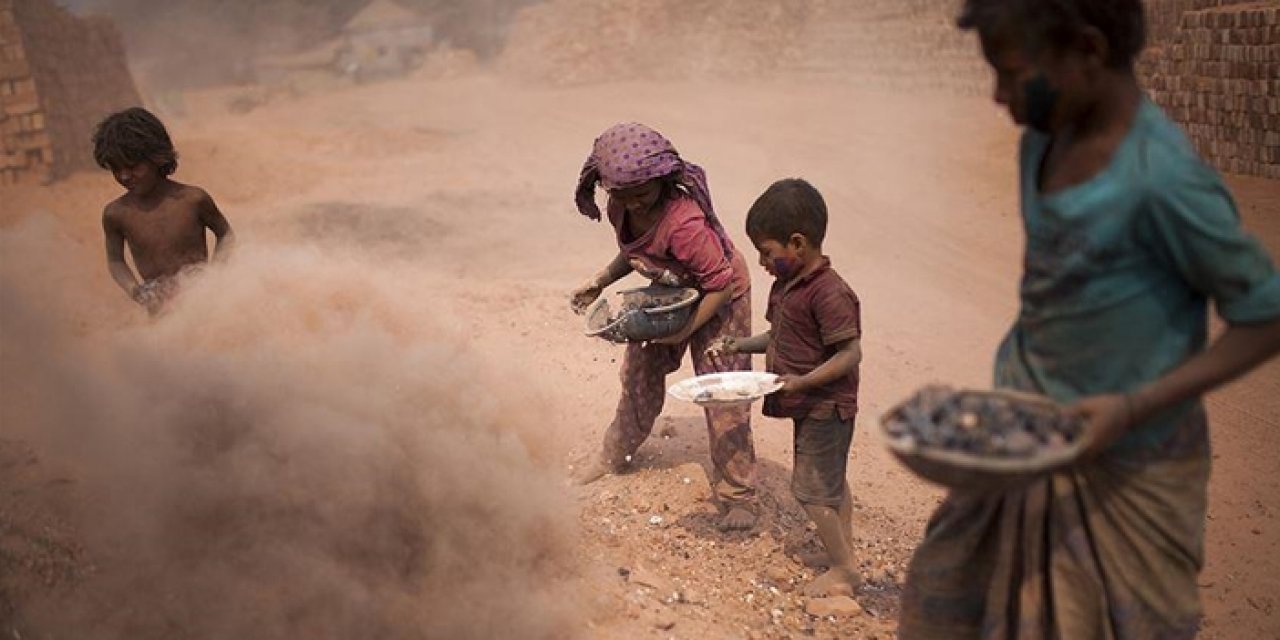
{"left": 997, "top": 98, "right": 1280, "bottom": 454}
{"left": 601, "top": 294, "right": 757, "bottom": 503}
{"left": 607, "top": 194, "right": 751, "bottom": 299}
{"left": 790, "top": 413, "right": 855, "bottom": 506}
{"left": 576, "top": 122, "right": 734, "bottom": 256}
{"left": 900, "top": 98, "right": 1280, "bottom": 640}
{"left": 899, "top": 409, "right": 1210, "bottom": 640}
{"left": 763, "top": 257, "right": 861, "bottom": 421}
{"left": 582, "top": 124, "right": 759, "bottom": 503}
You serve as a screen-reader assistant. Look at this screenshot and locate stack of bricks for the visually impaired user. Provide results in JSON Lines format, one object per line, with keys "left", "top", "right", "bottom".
{"left": 783, "top": 0, "right": 1277, "bottom": 179}
{"left": 0, "top": 0, "right": 42, "bottom": 186}
{"left": 789, "top": 0, "right": 991, "bottom": 96}
{"left": 0, "top": 0, "right": 140, "bottom": 185}
{"left": 1142, "top": 1, "right": 1280, "bottom": 178}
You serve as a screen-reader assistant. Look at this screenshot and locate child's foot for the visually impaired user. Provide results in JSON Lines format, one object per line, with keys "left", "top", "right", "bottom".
{"left": 802, "top": 567, "right": 861, "bottom": 598}
{"left": 718, "top": 506, "right": 756, "bottom": 531}
{"left": 573, "top": 457, "right": 620, "bottom": 486}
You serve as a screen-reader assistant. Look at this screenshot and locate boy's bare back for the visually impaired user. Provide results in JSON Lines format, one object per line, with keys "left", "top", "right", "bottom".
{"left": 102, "top": 180, "right": 230, "bottom": 282}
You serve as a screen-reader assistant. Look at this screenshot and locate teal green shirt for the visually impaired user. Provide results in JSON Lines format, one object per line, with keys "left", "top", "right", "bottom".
{"left": 995, "top": 98, "right": 1280, "bottom": 454}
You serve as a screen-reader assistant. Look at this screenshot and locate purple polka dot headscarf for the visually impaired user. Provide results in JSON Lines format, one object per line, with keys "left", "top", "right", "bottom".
{"left": 575, "top": 123, "right": 731, "bottom": 251}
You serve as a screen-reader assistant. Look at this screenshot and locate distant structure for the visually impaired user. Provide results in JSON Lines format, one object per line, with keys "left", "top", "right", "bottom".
{"left": 0, "top": 0, "right": 141, "bottom": 185}
{"left": 337, "top": 0, "right": 434, "bottom": 83}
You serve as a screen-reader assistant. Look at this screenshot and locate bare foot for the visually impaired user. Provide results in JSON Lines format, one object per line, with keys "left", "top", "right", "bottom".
{"left": 802, "top": 567, "right": 861, "bottom": 598}
{"left": 718, "top": 506, "right": 756, "bottom": 531}
{"left": 573, "top": 457, "right": 618, "bottom": 486}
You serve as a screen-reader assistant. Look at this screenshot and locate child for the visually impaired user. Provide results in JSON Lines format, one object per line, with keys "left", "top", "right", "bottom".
{"left": 570, "top": 122, "right": 759, "bottom": 531}
{"left": 712, "top": 178, "right": 863, "bottom": 596}
{"left": 898, "top": 2, "right": 1280, "bottom": 638}
{"left": 94, "top": 107, "right": 234, "bottom": 314}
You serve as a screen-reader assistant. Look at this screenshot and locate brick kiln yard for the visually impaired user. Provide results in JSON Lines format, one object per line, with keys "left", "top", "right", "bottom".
{"left": 1, "top": 2, "right": 1278, "bottom": 640}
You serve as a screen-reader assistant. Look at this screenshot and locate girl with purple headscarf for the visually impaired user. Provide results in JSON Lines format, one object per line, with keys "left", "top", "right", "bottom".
{"left": 570, "top": 123, "right": 759, "bottom": 530}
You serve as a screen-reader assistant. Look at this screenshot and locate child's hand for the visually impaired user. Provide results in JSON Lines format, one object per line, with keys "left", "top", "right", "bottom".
{"left": 570, "top": 281, "right": 603, "bottom": 315}
{"left": 1067, "top": 393, "right": 1133, "bottom": 459}
{"left": 703, "top": 336, "right": 740, "bottom": 367}
{"left": 131, "top": 283, "right": 162, "bottom": 314}
{"left": 705, "top": 336, "right": 740, "bottom": 357}
{"left": 778, "top": 374, "right": 809, "bottom": 394}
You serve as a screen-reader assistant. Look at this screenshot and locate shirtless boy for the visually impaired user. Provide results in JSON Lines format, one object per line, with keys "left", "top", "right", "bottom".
{"left": 94, "top": 107, "right": 234, "bottom": 314}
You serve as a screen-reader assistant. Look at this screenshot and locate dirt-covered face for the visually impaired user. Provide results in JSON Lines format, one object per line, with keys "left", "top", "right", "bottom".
{"left": 979, "top": 30, "right": 1107, "bottom": 134}
{"left": 608, "top": 179, "right": 667, "bottom": 218}
{"left": 111, "top": 160, "right": 162, "bottom": 197}
{"left": 751, "top": 233, "right": 808, "bottom": 282}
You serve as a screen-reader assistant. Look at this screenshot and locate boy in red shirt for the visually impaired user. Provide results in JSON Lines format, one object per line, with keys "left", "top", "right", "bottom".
{"left": 713, "top": 178, "right": 863, "bottom": 596}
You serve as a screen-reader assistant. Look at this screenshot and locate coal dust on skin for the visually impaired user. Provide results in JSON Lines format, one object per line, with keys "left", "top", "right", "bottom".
{"left": 0, "top": 216, "right": 581, "bottom": 639}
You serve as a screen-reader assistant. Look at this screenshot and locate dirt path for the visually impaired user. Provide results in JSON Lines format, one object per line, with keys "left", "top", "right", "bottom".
{"left": 1, "top": 74, "right": 1277, "bottom": 638}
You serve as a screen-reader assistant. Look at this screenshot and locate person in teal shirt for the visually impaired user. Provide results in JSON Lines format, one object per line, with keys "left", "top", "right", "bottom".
{"left": 899, "top": 1, "right": 1280, "bottom": 639}
{"left": 996, "top": 94, "right": 1280, "bottom": 456}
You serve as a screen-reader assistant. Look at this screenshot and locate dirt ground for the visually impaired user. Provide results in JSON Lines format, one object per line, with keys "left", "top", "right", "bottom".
{"left": 1, "top": 72, "right": 1278, "bottom": 638}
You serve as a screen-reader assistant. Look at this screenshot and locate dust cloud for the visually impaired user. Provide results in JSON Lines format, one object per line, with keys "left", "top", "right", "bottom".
{"left": 0, "top": 214, "right": 580, "bottom": 639}
{"left": 64, "top": 0, "right": 538, "bottom": 89}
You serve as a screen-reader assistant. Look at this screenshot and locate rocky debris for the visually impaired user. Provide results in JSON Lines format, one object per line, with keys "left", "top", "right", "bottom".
{"left": 654, "top": 613, "right": 677, "bottom": 630}
{"left": 575, "top": 453, "right": 905, "bottom": 638}
{"left": 805, "top": 596, "right": 864, "bottom": 618}
{"left": 883, "top": 385, "right": 1082, "bottom": 457}
{"left": 630, "top": 565, "right": 678, "bottom": 599}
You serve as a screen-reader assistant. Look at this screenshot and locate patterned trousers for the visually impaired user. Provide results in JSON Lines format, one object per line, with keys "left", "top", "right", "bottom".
{"left": 601, "top": 293, "right": 758, "bottom": 504}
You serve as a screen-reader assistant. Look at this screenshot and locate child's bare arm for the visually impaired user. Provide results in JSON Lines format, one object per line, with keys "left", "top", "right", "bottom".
{"left": 102, "top": 209, "right": 139, "bottom": 297}
{"left": 198, "top": 190, "right": 235, "bottom": 259}
{"left": 591, "top": 252, "right": 634, "bottom": 288}
{"left": 735, "top": 332, "right": 771, "bottom": 354}
{"left": 1074, "top": 318, "right": 1280, "bottom": 455}
{"left": 781, "top": 338, "right": 862, "bottom": 393}
{"left": 653, "top": 288, "right": 732, "bottom": 345}
{"left": 571, "top": 252, "right": 634, "bottom": 313}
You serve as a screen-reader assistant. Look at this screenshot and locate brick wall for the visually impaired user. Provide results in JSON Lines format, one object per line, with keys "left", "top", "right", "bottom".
{"left": 0, "top": 0, "right": 44, "bottom": 186}
{"left": 786, "top": 0, "right": 1278, "bottom": 179}
{"left": 0, "top": 0, "right": 140, "bottom": 185}
{"left": 1141, "top": 1, "right": 1280, "bottom": 178}
{"left": 1145, "top": 0, "right": 1265, "bottom": 44}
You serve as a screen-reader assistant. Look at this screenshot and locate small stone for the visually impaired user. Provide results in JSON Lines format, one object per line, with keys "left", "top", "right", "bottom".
{"left": 649, "top": 515, "right": 664, "bottom": 526}
{"left": 630, "top": 566, "right": 676, "bottom": 595}
{"left": 764, "top": 565, "right": 791, "bottom": 585}
{"left": 654, "top": 615, "right": 677, "bottom": 631}
{"left": 805, "top": 596, "right": 863, "bottom": 618}
{"left": 678, "top": 587, "right": 705, "bottom": 605}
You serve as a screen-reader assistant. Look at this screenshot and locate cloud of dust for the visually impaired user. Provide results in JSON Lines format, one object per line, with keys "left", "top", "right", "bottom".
{"left": 64, "top": 0, "right": 540, "bottom": 89}
{"left": 0, "top": 215, "right": 580, "bottom": 639}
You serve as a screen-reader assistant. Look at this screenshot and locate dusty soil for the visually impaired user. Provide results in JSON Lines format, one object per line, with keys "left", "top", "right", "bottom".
{"left": 1, "top": 72, "right": 1278, "bottom": 638}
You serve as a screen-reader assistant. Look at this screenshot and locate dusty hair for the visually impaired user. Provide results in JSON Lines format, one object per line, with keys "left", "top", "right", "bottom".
{"left": 92, "top": 107, "right": 179, "bottom": 176}
{"left": 957, "top": 0, "right": 1146, "bottom": 69}
{"left": 745, "top": 178, "right": 828, "bottom": 247}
